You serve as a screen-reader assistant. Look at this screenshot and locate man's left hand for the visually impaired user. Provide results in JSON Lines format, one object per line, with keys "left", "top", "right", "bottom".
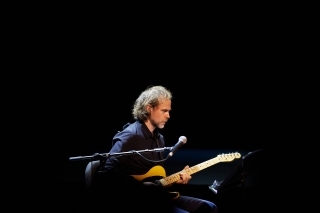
{"left": 175, "top": 165, "right": 192, "bottom": 184}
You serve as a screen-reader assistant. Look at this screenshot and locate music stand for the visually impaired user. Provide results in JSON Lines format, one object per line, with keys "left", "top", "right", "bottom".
{"left": 209, "top": 149, "right": 266, "bottom": 206}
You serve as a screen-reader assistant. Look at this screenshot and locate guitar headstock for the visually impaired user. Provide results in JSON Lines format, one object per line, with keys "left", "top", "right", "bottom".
{"left": 217, "top": 152, "right": 241, "bottom": 162}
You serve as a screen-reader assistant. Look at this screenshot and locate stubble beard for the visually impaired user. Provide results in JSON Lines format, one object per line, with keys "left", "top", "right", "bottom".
{"left": 150, "top": 119, "right": 165, "bottom": 129}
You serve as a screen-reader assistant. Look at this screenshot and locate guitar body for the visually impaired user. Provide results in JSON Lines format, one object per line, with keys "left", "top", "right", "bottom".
{"left": 131, "top": 165, "right": 166, "bottom": 182}
{"left": 131, "top": 165, "right": 180, "bottom": 199}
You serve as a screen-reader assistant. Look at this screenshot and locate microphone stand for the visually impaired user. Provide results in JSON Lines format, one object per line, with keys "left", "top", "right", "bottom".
{"left": 106, "top": 147, "right": 172, "bottom": 159}
{"left": 69, "top": 147, "right": 172, "bottom": 165}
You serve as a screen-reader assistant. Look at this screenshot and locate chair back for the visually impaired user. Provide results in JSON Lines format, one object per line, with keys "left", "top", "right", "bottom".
{"left": 85, "top": 160, "right": 101, "bottom": 189}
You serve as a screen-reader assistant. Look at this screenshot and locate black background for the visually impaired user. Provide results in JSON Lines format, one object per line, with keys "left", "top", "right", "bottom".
{"left": 3, "top": 1, "right": 319, "bottom": 212}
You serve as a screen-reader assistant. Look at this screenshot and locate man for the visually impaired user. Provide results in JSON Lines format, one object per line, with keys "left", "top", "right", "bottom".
{"left": 96, "top": 85, "right": 218, "bottom": 213}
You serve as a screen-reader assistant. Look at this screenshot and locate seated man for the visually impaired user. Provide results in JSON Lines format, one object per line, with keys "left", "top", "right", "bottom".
{"left": 95, "top": 85, "right": 218, "bottom": 213}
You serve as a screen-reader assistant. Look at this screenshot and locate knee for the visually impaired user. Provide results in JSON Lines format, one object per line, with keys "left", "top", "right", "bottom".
{"left": 193, "top": 202, "right": 218, "bottom": 213}
{"left": 209, "top": 205, "right": 218, "bottom": 213}
{"left": 206, "top": 202, "right": 218, "bottom": 213}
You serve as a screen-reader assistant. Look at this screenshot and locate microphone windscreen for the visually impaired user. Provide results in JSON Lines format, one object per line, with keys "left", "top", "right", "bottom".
{"left": 179, "top": 136, "right": 187, "bottom": 144}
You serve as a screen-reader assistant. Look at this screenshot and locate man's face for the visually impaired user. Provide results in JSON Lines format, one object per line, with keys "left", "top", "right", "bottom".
{"left": 149, "top": 99, "right": 171, "bottom": 129}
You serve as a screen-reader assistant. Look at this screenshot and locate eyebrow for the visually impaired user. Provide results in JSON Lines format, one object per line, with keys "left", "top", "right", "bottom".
{"left": 162, "top": 108, "right": 171, "bottom": 111}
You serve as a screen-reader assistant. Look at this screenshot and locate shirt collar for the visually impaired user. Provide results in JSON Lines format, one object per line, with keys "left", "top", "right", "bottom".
{"left": 139, "top": 121, "right": 159, "bottom": 139}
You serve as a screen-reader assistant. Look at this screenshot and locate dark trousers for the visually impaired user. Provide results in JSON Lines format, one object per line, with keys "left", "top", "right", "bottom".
{"left": 172, "top": 195, "right": 218, "bottom": 213}
{"left": 93, "top": 171, "right": 218, "bottom": 213}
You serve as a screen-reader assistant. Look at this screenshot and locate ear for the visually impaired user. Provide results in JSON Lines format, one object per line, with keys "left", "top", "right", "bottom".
{"left": 146, "top": 104, "right": 153, "bottom": 113}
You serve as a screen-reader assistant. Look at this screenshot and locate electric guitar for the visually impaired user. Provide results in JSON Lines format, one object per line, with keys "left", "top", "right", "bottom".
{"left": 131, "top": 152, "right": 241, "bottom": 199}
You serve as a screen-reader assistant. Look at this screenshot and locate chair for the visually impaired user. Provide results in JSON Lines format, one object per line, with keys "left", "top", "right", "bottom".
{"left": 84, "top": 160, "right": 101, "bottom": 189}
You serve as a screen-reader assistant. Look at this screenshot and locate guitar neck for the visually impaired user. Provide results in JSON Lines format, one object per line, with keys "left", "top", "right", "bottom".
{"left": 158, "top": 157, "right": 220, "bottom": 187}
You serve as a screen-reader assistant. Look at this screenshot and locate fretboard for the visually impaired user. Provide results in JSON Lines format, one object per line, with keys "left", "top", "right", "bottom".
{"left": 159, "top": 157, "right": 220, "bottom": 187}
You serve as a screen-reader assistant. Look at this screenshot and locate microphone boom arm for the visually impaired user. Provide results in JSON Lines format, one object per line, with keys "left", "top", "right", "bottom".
{"left": 69, "top": 147, "right": 172, "bottom": 161}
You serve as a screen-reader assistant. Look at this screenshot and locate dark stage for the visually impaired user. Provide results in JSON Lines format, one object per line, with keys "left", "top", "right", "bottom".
{"left": 3, "top": 1, "right": 319, "bottom": 213}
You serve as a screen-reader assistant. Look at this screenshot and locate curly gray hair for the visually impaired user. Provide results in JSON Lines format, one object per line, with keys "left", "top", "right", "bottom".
{"left": 132, "top": 85, "right": 172, "bottom": 121}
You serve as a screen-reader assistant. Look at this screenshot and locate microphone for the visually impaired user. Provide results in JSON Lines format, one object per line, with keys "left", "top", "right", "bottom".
{"left": 168, "top": 136, "right": 187, "bottom": 157}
